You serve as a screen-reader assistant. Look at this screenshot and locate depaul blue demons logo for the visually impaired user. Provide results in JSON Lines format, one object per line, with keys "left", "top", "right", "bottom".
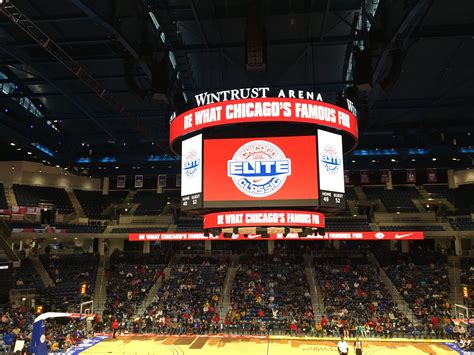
{"left": 321, "top": 145, "right": 342, "bottom": 175}
{"left": 227, "top": 140, "right": 291, "bottom": 197}
{"left": 183, "top": 150, "right": 200, "bottom": 178}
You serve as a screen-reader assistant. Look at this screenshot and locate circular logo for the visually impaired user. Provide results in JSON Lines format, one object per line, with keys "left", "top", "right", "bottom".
{"left": 183, "top": 150, "right": 200, "bottom": 178}
{"left": 227, "top": 140, "right": 291, "bottom": 197}
{"left": 375, "top": 232, "right": 385, "bottom": 239}
{"left": 40, "top": 334, "right": 46, "bottom": 343}
{"left": 321, "top": 145, "right": 342, "bottom": 175}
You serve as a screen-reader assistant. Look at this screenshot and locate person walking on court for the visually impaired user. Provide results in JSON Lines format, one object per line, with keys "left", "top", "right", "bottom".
{"left": 354, "top": 336, "right": 363, "bottom": 355}
{"left": 112, "top": 319, "right": 119, "bottom": 339}
{"left": 337, "top": 336, "right": 349, "bottom": 355}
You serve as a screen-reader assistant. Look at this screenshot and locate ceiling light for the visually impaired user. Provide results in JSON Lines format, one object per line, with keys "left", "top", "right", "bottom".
{"left": 16, "top": 148, "right": 21, "bottom": 151}
{"left": 27, "top": 151, "right": 32, "bottom": 155}
{"left": 10, "top": 142, "right": 15, "bottom": 146}
{"left": 371, "top": 159, "right": 376, "bottom": 163}
{"left": 411, "top": 158, "right": 416, "bottom": 162}
{"left": 390, "top": 159, "right": 396, "bottom": 162}
{"left": 352, "top": 160, "right": 356, "bottom": 163}
{"left": 115, "top": 166, "right": 119, "bottom": 169}
{"left": 432, "top": 157, "right": 437, "bottom": 161}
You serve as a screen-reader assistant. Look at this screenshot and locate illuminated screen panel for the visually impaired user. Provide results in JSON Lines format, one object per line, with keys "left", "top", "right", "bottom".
{"left": 203, "top": 136, "right": 318, "bottom": 208}
{"left": 181, "top": 134, "right": 203, "bottom": 210}
{"left": 317, "top": 129, "right": 345, "bottom": 208}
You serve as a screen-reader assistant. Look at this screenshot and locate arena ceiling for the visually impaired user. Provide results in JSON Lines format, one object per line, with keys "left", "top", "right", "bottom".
{"left": 0, "top": 0, "right": 472, "bottom": 175}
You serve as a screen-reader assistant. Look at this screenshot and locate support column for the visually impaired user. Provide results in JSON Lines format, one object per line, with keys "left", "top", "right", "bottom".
{"left": 102, "top": 177, "right": 109, "bottom": 195}
{"left": 389, "top": 240, "right": 398, "bottom": 251}
{"left": 333, "top": 240, "right": 340, "bottom": 250}
{"left": 143, "top": 241, "right": 150, "bottom": 254}
{"left": 386, "top": 171, "right": 393, "bottom": 190}
{"left": 454, "top": 236, "right": 462, "bottom": 256}
{"left": 98, "top": 239, "right": 105, "bottom": 256}
{"left": 268, "top": 240, "right": 275, "bottom": 255}
{"left": 447, "top": 169, "right": 456, "bottom": 189}
{"left": 401, "top": 240, "right": 410, "bottom": 253}
{"left": 205, "top": 240, "right": 212, "bottom": 252}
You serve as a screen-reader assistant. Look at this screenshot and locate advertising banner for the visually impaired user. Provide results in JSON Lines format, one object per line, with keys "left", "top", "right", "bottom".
{"left": 169, "top": 98, "right": 358, "bottom": 150}
{"left": 427, "top": 168, "right": 437, "bottom": 183}
{"left": 203, "top": 136, "right": 318, "bottom": 208}
{"left": 134, "top": 175, "right": 143, "bottom": 188}
{"left": 360, "top": 170, "right": 369, "bottom": 184}
{"left": 158, "top": 174, "right": 167, "bottom": 187}
{"left": 203, "top": 210, "right": 325, "bottom": 229}
{"left": 380, "top": 170, "right": 389, "bottom": 183}
{"left": 407, "top": 169, "right": 416, "bottom": 183}
{"left": 181, "top": 134, "right": 203, "bottom": 209}
{"left": 128, "top": 231, "right": 424, "bottom": 241}
{"left": 117, "top": 175, "right": 126, "bottom": 189}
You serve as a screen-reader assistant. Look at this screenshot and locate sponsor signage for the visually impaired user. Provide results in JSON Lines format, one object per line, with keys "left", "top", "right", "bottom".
{"left": 427, "top": 168, "right": 437, "bottom": 183}
{"left": 134, "top": 175, "right": 143, "bottom": 188}
{"left": 317, "top": 130, "right": 345, "bottom": 208}
{"left": 181, "top": 134, "right": 203, "bottom": 209}
{"left": 203, "top": 136, "right": 319, "bottom": 208}
{"left": 169, "top": 98, "right": 358, "bottom": 151}
{"left": 203, "top": 210, "right": 325, "bottom": 229}
{"left": 117, "top": 175, "right": 126, "bottom": 189}
{"left": 128, "top": 231, "right": 424, "bottom": 241}
{"left": 407, "top": 169, "right": 416, "bottom": 183}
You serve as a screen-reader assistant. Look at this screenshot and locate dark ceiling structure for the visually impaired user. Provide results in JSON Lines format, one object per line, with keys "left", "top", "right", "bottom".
{"left": 0, "top": 0, "right": 472, "bottom": 176}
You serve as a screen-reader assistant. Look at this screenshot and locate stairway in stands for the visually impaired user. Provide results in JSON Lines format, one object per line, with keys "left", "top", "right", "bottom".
{"left": 135, "top": 266, "right": 171, "bottom": 316}
{"left": 30, "top": 256, "right": 54, "bottom": 287}
{"left": 304, "top": 255, "right": 325, "bottom": 321}
{"left": 447, "top": 257, "right": 464, "bottom": 306}
{"left": 218, "top": 254, "right": 239, "bottom": 319}
{"left": 67, "top": 190, "right": 86, "bottom": 219}
{"left": 3, "top": 184, "right": 17, "bottom": 208}
{"left": 92, "top": 257, "right": 107, "bottom": 316}
{"left": 367, "top": 253, "right": 416, "bottom": 321}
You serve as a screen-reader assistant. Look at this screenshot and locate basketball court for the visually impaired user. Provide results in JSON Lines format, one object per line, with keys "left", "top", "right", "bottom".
{"left": 81, "top": 335, "right": 458, "bottom": 354}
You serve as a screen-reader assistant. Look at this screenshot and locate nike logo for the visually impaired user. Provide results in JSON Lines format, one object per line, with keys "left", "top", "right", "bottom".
{"left": 395, "top": 233, "right": 413, "bottom": 239}
{"left": 247, "top": 235, "right": 259, "bottom": 239}
{"left": 231, "top": 234, "right": 240, "bottom": 240}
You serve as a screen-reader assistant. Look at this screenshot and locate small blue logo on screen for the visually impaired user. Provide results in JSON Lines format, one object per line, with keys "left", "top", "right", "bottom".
{"left": 321, "top": 145, "right": 342, "bottom": 175}
{"left": 183, "top": 150, "right": 200, "bottom": 178}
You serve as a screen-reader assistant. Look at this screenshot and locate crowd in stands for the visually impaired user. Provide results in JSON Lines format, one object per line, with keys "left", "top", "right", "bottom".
{"left": 314, "top": 256, "right": 414, "bottom": 338}
{"left": 102, "top": 250, "right": 168, "bottom": 327}
{"left": 139, "top": 256, "right": 227, "bottom": 335}
{"left": 228, "top": 248, "right": 314, "bottom": 335}
{"left": 39, "top": 253, "right": 99, "bottom": 311}
{"left": 380, "top": 248, "right": 453, "bottom": 336}
{"left": 0, "top": 304, "right": 93, "bottom": 353}
{"left": 460, "top": 258, "right": 473, "bottom": 308}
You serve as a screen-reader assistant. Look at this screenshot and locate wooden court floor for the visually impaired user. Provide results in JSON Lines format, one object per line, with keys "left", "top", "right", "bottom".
{"left": 82, "top": 335, "right": 457, "bottom": 354}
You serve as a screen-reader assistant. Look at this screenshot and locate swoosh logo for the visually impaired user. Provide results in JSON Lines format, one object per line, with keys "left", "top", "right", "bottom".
{"left": 231, "top": 234, "right": 240, "bottom": 240}
{"left": 395, "top": 233, "right": 413, "bottom": 239}
{"left": 247, "top": 235, "right": 259, "bottom": 239}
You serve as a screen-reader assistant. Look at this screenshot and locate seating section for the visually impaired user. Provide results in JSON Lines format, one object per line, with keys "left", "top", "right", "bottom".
{"left": 133, "top": 191, "right": 167, "bottom": 216}
{"left": 380, "top": 225, "right": 445, "bottom": 231}
{"left": 230, "top": 253, "right": 313, "bottom": 334}
{"left": 111, "top": 227, "right": 168, "bottom": 234}
{"left": 12, "top": 258, "right": 44, "bottom": 290}
{"left": 8, "top": 222, "right": 105, "bottom": 233}
{"left": 0, "top": 183, "right": 8, "bottom": 209}
{"left": 103, "top": 250, "right": 168, "bottom": 322}
{"left": 144, "top": 256, "right": 228, "bottom": 334}
{"left": 325, "top": 217, "right": 371, "bottom": 231}
{"left": 74, "top": 190, "right": 128, "bottom": 218}
{"left": 450, "top": 218, "right": 474, "bottom": 231}
{"left": 315, "top": 256, "right": 407, "bottom": 337}
{"left": 424, "top": 184, "right": 448, "bottom": 198}
{"left": 363, "top": 186, "right": 420, "bottom": 212}
{"left": 39, "top": 253, "right": 99, "bottom": 311}
{"left": 13, "top": 184, "right": 74, "bottom": 214}
{"left": 175, "top": 220, "right": 203, "bottom": 232}
{"left": 380, "top": 250, "right": 451, "bottom": 328}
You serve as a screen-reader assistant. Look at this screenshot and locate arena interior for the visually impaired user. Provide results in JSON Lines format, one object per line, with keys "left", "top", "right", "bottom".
{"left": 0, "top": 0, "right": 473, "bottom": 354}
